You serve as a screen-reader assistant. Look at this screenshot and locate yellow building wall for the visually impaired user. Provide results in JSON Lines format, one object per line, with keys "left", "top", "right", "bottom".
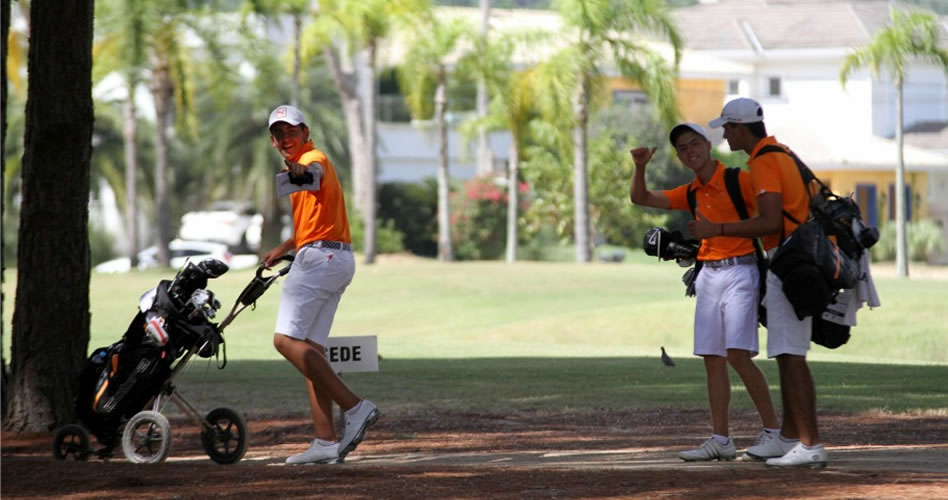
{"left": 814, "top": 169, "right": 930, "bottom": 225}
{"left": 604, "top": 77, "right": 726, "bottom": 127}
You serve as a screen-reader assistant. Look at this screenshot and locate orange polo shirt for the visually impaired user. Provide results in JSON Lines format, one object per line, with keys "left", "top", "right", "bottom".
{"left": 287, "top": 141, "right": 351, "bottom": 250}
{"left": 747, "top": 137, "right": 810, "bottom": 251}
{"left": 663, "top": 161, "right": 758, "bottom": 262}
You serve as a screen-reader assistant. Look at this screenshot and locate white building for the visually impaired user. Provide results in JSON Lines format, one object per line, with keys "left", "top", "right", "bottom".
{"left": 669, "top": 0, "right": 948, "bottom": 259}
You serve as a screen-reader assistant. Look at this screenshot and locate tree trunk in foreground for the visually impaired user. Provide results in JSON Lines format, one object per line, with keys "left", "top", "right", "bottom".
{"left": 6, "top": 0, "right": 94, "bottom": 433}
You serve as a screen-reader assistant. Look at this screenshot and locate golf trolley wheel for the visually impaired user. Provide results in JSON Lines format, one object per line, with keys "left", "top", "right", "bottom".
{"left": 52, "top": 424, "right": 92, "bottom": 461}
{"left": 200, "top": 407, "right": 248, "bottom": 464}
{"left": 121, "top": 410, "right": 173, "bottom": 464}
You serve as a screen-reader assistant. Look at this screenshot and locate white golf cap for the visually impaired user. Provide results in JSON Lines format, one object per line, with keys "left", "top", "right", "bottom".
{"left": 669, "top": 122, "right": 710, "bottom": 145}
{"left": 709, "top": 97, "right": 763, "bottom": 128}
{"left": 268, "top": 105, "right": 306, "bottom": 128}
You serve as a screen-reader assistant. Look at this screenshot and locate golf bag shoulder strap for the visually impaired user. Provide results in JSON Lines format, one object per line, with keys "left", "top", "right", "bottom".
{"left": 722, "top": 168, "right": 766, "bottom": 260}
{"left": 686, "top": 186, "right": 697, "bottom": 218}
{"left": 686, "top": 167, "right": 745, "bottom": 218}
{"left": 723, "top": 167, "right": 749, "bottom": 220}
{"left": 751, "top": 144, "right": 817, "bottom": 226}
{"left": 685, "top": 167, "right": 747, "bottom": 231}
{"left": 754, "top": 145, "right": 816, "bottom": 185}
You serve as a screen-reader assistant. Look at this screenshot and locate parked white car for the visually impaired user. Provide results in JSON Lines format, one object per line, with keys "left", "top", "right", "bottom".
{"left": 179, "top": 201, "right": 263, "bottom": 252}
{"left": 93, "top": 239, "right": 259, "bottom": 273}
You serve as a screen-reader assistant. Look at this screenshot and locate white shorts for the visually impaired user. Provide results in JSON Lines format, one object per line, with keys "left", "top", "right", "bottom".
{"left": 275, "top": 245, "right": 355, "bottom": 346}
{"left": 693, "top": 263, "right": 760, "bottom": 357}
{"left": 763, "top": 269, "right": 812, "bottom": 358}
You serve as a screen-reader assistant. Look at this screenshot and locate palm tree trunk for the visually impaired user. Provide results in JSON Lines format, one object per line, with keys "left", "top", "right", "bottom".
{"left": 572, "top": 77, "right": 591, "bottom": 263}
{"left": 342, "top": 92, "right": 369, "bottom": 220}
{"left": 362, "top": 43, "right": 378, "bottom": 264}
{"left": 475, "top": 0, "right": 492, "bottom": 176}
{"left": 325, "top": 46, "right": 371, "bottom": 253}
{"left": 262, "top": 179, "right": 284, "bottom": 251}
{"left": 505, "top": 139, "right": 519, "bottom": 263}
{"left": 122, "top": 83, "right": 140, "bottom": 268}
{"left": 261, "top": 11, "right": 304, "bottom": 253}
{"left": 151, "top": 57, "right": 173, "bottom": 267}
{"left": 435, "top": 72, "right": 454, "bottom": 261}
{"left": 291, "top": 12, "right": 301, "bottom": 108}
{"left": 895, "top": 80, "right": 908, "bottom": 278}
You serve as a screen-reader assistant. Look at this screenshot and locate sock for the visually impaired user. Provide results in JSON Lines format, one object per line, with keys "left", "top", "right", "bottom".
{"left": 315, "top": 438, "right": 336, "bottom": 446}
{"left": 345, "top": 400, "right": 363, "bottom": 417}
{"left": 712, "top": 434, "right": 731, "bottom": 445}
{"left": 802, "top": 443, "right": 823, "bottom": 450}
{"left": 764, "top": 428, "right": 780, "bottom": 434}
{"left": 779, "top": 435, "right": 799, "bottom": 443}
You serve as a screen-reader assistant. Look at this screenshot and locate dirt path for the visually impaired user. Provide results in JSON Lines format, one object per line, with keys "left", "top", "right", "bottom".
{"left": 3, "top": 409, "right": 946, "bottom": 499}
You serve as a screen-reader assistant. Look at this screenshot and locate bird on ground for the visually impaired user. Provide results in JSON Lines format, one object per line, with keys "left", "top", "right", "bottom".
{"left": 660, "top": 346, "right": 675, "bottom": 367}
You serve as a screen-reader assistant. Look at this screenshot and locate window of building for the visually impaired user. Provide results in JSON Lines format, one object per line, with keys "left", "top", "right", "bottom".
{"left": 855, "top": 184, "right": 878, "bottom": 227}
{"left": 768, "top": 77, "right": 781, "bottom": 97}
{"left": 727, "top": 79, "right": 740, "bottom": 95}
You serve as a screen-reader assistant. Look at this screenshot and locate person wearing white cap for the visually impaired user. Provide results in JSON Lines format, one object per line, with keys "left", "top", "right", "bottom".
{"left": 262, "top": 104, "right": 380, "bottom": 465}
{"left": 690, "top": 98, "right": 828, "bottom": 468}
{"left": 629, "top": 122, "right": 779, "bottom": 463}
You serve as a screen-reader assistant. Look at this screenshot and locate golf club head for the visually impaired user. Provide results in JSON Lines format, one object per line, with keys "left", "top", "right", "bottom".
{"left": 197, "top": 258, "right": 230, "bottom": 279}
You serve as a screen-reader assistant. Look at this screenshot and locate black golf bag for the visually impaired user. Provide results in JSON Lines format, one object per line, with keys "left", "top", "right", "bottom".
{"left": 73, "top": 259, "right": 227, "bottom": 451}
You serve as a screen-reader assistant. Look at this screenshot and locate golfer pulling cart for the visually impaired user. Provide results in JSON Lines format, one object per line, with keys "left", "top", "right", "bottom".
{"left": 52, "top": 255, "right": 293, "bottom": 464}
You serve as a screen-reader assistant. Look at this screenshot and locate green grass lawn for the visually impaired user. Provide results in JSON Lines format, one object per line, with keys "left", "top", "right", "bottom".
{"left": 3, "top": 254, "right": 947, "bottom": 417}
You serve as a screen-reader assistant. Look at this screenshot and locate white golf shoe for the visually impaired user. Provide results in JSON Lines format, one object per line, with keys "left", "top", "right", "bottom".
{"left": 285, "top": 439, "right": 341, "bottom": 465}
{"left": 744, "top": 431, "right": 798, "bottom": 461}
{"left": 765, "top": 442, "right": 828, "bottom": 468}
{"left": 338, "top": 399, "right": 380, "bottom": 460}
{"left": 679, "top": 438, "right": 737, "bottom": 462}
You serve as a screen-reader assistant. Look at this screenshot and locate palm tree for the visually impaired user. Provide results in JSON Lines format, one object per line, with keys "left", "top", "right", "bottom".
{"left": 474, "top": 0, "right": 493, "bottom": 176}
{"left": 840, "top": 7, "right": 948, "bottom": 278}
{"left": 94, "top": 0, "right": 149, "bottom": 267}
{"left": 188, "top": 39, "right": 349, "bottom": 248}
{"left": 301, "top": 0, "right": 424, "bottom": 264}
{"left": 497, "top": 71, "right": 537, "bottom": 264}
{"left": 240, "top": 0, "right": 311, "bottom": 251}
{"left": 150, "top": 11, "right": 193, "bottom": 266}
{"left": 120, "top": 2, "right": 228, "bottom": 267}
{"left": 398, "top": 14, "right": 474, "bottom": 262}
{"left": 543, "top": 0, "right": 682, "bottom": 262}
{"left": 458, "top": 32, "right": 539, "bottom": 263}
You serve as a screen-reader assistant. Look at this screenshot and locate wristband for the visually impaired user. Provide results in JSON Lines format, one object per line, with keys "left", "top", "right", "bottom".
{"left": 720, "top": 223, "right": 724, "bottom": 236}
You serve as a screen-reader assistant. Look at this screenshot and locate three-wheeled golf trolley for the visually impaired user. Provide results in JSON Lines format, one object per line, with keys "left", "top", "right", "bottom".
{"left": 52, "top": 256, "right": 293, "bottom": 464}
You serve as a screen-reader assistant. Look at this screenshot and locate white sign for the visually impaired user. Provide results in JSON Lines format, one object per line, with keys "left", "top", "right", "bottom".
{"left": 326, "top": 336, "right": 378, "bottom": 373}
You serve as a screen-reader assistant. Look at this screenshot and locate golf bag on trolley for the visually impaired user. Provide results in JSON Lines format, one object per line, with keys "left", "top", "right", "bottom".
{"left": 73, "top": 259, "right": 227, "bottom": 453}
{"left": 54, "top": 256, "right": 292, "bottom": 464}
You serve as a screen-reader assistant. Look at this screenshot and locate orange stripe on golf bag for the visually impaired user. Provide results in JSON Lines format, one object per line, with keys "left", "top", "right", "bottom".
{"left": 92, "top": 354, "right": 120, "bottom": 411}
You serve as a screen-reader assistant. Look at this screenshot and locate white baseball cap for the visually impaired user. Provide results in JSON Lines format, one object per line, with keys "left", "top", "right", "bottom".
{"left": 709, "top": 97, "right": 763, "bottom": 128}
{"left": 669, "top": 122, "right": 710, "bottom": 145}
{"left": 268, "top": 105, "right": 306, "bottom": 128}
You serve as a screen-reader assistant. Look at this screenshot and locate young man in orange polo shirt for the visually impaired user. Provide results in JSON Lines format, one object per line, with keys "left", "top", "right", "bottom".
{"left": 262, "top": 104, "right": 379, "bottom": 465}
{"left": 630, "top": 123, "right": 780, "bottom": 462}
{"left": 691, "top": 97, "right": 828, "bottom": 468}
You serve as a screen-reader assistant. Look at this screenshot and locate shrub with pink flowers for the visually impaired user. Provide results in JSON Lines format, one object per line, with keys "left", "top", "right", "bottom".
{"left": 451, "top": 176, "right": 529, "bottom": 260}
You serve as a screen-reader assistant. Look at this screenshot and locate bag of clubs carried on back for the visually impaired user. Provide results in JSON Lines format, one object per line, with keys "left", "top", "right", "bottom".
{"left": 52, "top": 256, "right": 293, "bottom": 464}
